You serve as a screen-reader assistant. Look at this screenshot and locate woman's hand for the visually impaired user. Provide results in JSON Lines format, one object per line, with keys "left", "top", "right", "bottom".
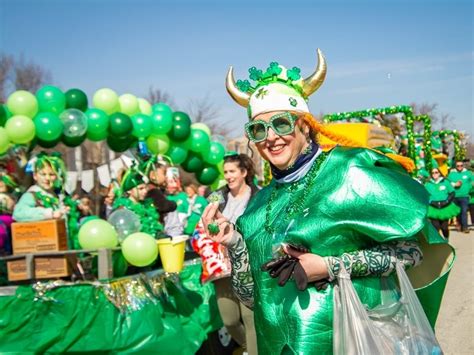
{"left": 201, "top": 203, "right": 235, "bottom": 247}
{"left": 283, "top": 244, "right": 329, "bottom": 282}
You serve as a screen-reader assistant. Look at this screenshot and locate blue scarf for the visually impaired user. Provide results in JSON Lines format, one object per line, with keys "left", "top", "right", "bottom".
{"left": 271, "top": 142, "right": 320, "bottom": 183}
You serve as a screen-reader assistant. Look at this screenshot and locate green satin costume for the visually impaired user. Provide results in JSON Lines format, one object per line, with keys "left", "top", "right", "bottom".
{"left": 236, "top": 147, "right": 440, "bottom": 354}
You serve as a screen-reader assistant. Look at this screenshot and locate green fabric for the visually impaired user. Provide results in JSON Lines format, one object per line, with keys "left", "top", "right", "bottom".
{"left": 447, "top": 169, "right": 473, "bottom": 197}
{"left": 236, "top": 147, "right": 440, "bottom": 355}
{"left": 424, "top": 178, "right": 454, "bottom": 202}
{"left": 184, "top": 195, "right": 208, "bottom": 235}
{"left": 0, "top": 263, "right": 222, "bottom": 353}
{"left": 167, "top": 192, "right": 188, "bottom": 213}
{"left": 427, "top": 203, "right": 460, "bottom": 220}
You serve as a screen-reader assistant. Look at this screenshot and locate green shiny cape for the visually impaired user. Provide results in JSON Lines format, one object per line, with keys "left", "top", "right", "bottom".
{"left": 237, "top": 147, "right": 453, "bottom": 355}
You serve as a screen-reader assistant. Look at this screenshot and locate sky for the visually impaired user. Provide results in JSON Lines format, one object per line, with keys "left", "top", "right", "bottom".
{"left": 0, "top": 0, "right": 472, "bottom": 139}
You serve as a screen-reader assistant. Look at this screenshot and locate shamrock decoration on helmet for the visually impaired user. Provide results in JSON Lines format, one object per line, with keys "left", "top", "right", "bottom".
{"left": 226, "top": 49, "right": 327, "bottom": 119}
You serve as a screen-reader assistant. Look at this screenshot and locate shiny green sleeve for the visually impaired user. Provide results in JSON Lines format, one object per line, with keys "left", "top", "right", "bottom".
{"left": 339, "top": 148, "right": 431, "bottom": 243}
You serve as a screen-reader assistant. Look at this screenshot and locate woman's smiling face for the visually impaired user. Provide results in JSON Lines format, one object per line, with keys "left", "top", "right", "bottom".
{"left": 253, "top": 111, "right": 309, "bottom": 170}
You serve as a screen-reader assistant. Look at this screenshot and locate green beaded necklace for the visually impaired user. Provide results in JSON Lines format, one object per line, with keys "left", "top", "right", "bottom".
{"left": 264, "top": 152, "right": 327, "bottom": 236}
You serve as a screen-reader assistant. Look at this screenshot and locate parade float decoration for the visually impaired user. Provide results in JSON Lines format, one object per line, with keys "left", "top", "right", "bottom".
{"left": 0, "top": 86, "right": 226, "bottom": 187}
{"left": 0, "top": 87, "right": 227, "bottom": 353}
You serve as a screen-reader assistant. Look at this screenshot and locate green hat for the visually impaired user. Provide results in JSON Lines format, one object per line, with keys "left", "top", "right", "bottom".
{"left": 226, "top": 49, "right": 327, "bottom": 119}
{"left": 121, "top": 169, "right": 147, "bottom": 193}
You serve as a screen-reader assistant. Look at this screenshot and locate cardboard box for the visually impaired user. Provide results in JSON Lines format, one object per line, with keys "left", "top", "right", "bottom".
{"left": 11, "top": 219, "right": 68, "bottom": 255}
{"left": 7, "top": 256, "right": 71, "bottom": 281}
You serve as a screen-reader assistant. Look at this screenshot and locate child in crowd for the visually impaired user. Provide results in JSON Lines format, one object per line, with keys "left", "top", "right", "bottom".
{"left": 113, "top": 166, "right": 164, "bottom": 238}
{"left": 13, "top": 153, "right": 70, "bottom": 222}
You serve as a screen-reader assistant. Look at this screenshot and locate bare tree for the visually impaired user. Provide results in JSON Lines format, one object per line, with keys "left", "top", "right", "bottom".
{"left": 14, "top": 55, "right": 51, "bottom": 93}
{"left": 0, "top": 54, "right": 13, "bottom": 102}
{"left": 380, "top": 114, "right": 404, "bottom": 137}
{"left": 146, "top": 86, "right": 175, "bottom": 107}
{"left": 187, "top": 95, "right": 231, "bottom": 137}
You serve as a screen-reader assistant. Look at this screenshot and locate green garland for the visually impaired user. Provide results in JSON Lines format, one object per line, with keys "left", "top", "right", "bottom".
{"left": 34, "top": 190, "right": 60, "bottom": 209}
{"left": 323, "top": 105, "right": 417, "bottom": 175}
{"left": 113, "top": 197, "right": 163, "bottom": 237}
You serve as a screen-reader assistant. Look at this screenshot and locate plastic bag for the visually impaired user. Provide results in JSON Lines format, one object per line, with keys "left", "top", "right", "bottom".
{"left": 333, "top": 262, "right": 443, "bottom": 355}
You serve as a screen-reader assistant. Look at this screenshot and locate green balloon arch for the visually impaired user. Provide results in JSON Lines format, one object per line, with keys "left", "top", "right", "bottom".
{"left": 0, "top": 86, "right": 226, "bottom": 186}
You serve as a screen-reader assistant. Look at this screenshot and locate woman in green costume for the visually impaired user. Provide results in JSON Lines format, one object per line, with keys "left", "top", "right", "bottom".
{"left": 201, "top": 50, "right": 444, "bottom": 354}
{"left": 425, "top": 167, "right": 460, "bottom": 239}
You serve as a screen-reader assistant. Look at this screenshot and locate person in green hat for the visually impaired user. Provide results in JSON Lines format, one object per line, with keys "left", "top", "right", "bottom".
{"left": 139, "top": 156, "right": 177, "bottom": 224}
{"left": 425, "top": 167, "right": 460, "bottom": 239}
{"left": 13, "top": 152, "right": 71, "bottom": 222}
{"left": 447, "top": 160, "right": 473, "bottom": 233}
{"left": 113, "top": 166, "right": 164, "bottom": 238}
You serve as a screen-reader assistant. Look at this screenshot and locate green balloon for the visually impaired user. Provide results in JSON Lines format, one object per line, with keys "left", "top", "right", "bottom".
{"left": 197, "top": 165, "right": 219, "bottom": 185}
{"left": 109, "top": 112, "right": 133, "bottom": 137}
{"left": 138, "top": 98, "right": 152, "bottom": 115}
{"left": 107, "top": 134, "right": 136, "bottom": 152}
{"left": 121, "top": 232, "right": 158, "bottom": 267}
{"left": 151, "top": 111, "right": 173, "bottom": 135}
{"left": 182, "top": 152, "right": 204, "bottom": 173}
{"left": 113, "top": 252, "right": 129, "bottom": 277}
{"left": 191, "top": 122, "right": 211, "bottom": 137}
{"left": 7, "top": 90, "right": 38, "bottom": 118}
{"left": 87, "top": 129, "right": 108, "bottom": 142}
{"left": 5, "top": 115, "right": 36, "bottom": 144}
{"left": 0, "top": 105, "right": 8, "bottom": 127}
{"left": 93, "top": 88, "right": 119, "bottom": 115}
{"left": 37, "top": 136, "right": 61, "bottom": 149}
{"left": 62, "top": 133, "right": 86, "bottom": 147}
{"left": 33, "top": 112, "right": 63, "bottom": 142}
{"left": 146, "top": 134, "right": 170, "bottom": 155}
{"left": 188, "top": 128, "right": 210, "bottom": 153}
{"left": 36, "top": 85, "right": 66, "bottom": 114}
{"left": 131, "top": 113, "right": 152, "bottom": 139}
{"left": 78, "top": 219, "right": 118, "bottom": 249}
{"left": 119, "top": 94, "right": 140, "bottom": 116}
{"left": 152, "top": 102, "right": 172, "bottom": 115}
{"left": 169, "top": 111, "right": 191, "bottom": 141}
{"left": 86, "top": 108, "right": 109, "bottom": 133}
{"left": 166, "top": 144, "right": 188, "bottom": 165}
{"left": 0, "top": 127, "right": 10, "bottom": 154}
{"left": 65, "top": 88, "right": 88, "bottom": 112}
{"left": 205, "top": 141, "right": 225, "bottom": 164}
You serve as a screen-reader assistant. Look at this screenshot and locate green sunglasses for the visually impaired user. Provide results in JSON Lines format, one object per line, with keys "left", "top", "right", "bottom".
{"left": 245, "top": 112, "right": 298, "bottom": 143}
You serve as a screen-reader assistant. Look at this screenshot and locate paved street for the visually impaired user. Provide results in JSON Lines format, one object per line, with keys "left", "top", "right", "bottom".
{"left": 436, "top": 228, "right": 473, "bottom": 354}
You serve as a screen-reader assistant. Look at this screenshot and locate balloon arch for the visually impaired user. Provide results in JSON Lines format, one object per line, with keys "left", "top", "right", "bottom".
{"left": 0, "top": 86, "right": 226, "bottom": 186}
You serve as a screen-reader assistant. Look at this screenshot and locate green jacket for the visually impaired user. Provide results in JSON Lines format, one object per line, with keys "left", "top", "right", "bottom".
{"left": 424, "top": 178, "right": 454, "bottom": 202}
{"left": 447, "top": 169, "right": 473, "bottom": 198}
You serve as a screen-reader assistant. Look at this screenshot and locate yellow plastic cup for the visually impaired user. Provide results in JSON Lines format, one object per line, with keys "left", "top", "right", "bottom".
{"left": 156, "top": 235, "right": 189, "bottom": 273}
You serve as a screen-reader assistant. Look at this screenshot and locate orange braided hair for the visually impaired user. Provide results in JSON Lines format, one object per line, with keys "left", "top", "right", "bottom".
{"left": 299, "top": 112, "right": 415, "bottom": 173}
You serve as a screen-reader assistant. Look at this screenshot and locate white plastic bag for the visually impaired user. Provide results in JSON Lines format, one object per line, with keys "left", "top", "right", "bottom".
{"left": 333, "top": 262, "right": 443, "bottom": 355}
